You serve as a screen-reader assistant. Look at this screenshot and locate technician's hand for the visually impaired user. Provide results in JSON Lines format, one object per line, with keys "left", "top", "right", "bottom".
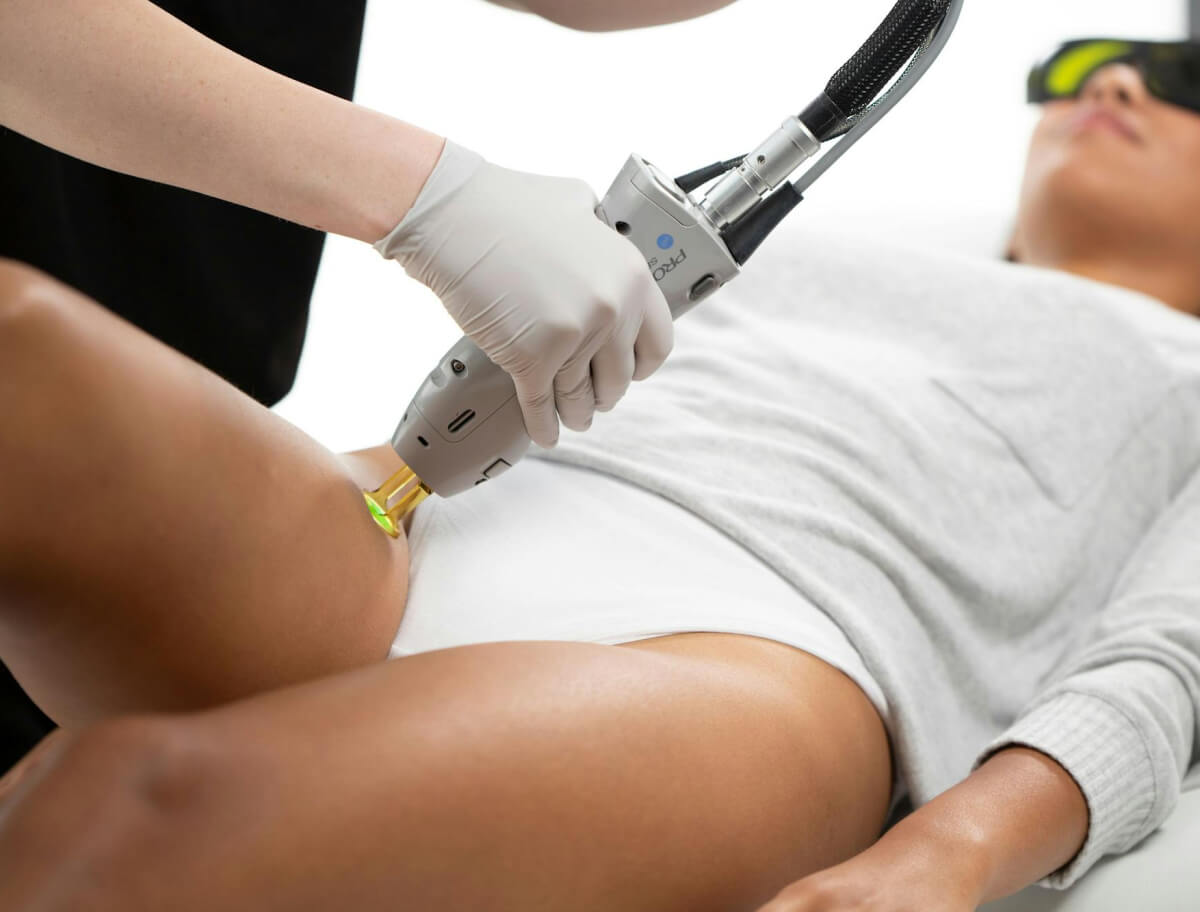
{"left": 376, "top": 140, "right": 674, "bottom": 448}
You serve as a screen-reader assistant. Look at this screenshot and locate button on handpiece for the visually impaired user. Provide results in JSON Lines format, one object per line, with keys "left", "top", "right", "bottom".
{"left": 689, "top": 274, "right": 720, "bottom": 302}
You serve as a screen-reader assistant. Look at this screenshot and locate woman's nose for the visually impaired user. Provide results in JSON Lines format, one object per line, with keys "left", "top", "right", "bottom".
{"left": 1080, "top": 62, "right": 1149, "bottom": 107}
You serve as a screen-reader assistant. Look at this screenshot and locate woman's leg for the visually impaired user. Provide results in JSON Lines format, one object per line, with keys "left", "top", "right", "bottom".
{"left": 0, "top": 260, "right": 409, "bottom": 726}
{"left": 0, "top": 634, "right": 893, "bottom": 912}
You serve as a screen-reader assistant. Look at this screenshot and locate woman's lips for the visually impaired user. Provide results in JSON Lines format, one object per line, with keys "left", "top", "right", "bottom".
{"left": 1066, "top": 105, "right": 1144, "bottom": 144}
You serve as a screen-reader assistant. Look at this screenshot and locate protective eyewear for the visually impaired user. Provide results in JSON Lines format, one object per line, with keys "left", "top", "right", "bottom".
{"left": 1028, "top": 38, "right": 1200, "bottom": 115}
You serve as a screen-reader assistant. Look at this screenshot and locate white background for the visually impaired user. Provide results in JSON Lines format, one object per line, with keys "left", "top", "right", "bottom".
{"left": 274, "top": 0, "right": 1187, "bottom": 451}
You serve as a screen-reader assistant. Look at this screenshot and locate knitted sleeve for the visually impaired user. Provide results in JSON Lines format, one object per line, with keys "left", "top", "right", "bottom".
{"left": 977, "top": 468, "right": 1200, "bottom": 889}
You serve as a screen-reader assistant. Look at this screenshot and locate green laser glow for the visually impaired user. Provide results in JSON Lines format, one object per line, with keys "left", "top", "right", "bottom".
{"left": 364, "top": 493, "right": 398, "bottom": 537}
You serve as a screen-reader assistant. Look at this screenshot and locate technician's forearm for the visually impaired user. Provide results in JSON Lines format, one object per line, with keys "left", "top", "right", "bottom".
{"left": 0, "top": 0, "right": 443, "bottom": 243}
{"left": 888, "top": 747, "right": 1090, "bottom": 903}
{"left": 492, "top": 0, "right": 738, "bottom": 31}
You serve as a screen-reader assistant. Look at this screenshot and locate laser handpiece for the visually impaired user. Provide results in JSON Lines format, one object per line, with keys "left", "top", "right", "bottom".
{"left": 363, "top": 152, "right": 748, "bottom": 534}
{"left": 365, "top": 0, "right": 964, "bottom": 535}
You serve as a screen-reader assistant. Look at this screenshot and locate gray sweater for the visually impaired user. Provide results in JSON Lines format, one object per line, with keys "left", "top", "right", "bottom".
{"left": 533, "top": 231, "right": 1200, "bottom": 888}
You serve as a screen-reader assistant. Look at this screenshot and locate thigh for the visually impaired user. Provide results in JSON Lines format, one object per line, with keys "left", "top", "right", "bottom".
{"left": 0, "top": 261, "right": 409, "bottom": 726}
{"left": 0, "top": 636, "right": 893, "bottom": 912}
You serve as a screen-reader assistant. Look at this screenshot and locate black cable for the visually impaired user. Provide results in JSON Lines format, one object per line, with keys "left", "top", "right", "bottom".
{"left": 799, "top": 0, "right": 950, "bottom": 140}
{"left": 721, "top": 184, "right": 805, "bottom": 265}
{"left": 675, "top": 156, "right": 745, "bottom": 194}
{"left": 825, "top": 0, "right": 951, "bottom": 118}
{"left": 795, "top": 0, "right": 961, "bottom": 193}
{"left": 798, "top": 93, "right": 850, "bottom": 142}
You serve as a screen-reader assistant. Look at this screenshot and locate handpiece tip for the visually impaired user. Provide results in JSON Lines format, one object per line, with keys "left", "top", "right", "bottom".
{"left": 363, "top": 466, "right": 431, "bottom": 537}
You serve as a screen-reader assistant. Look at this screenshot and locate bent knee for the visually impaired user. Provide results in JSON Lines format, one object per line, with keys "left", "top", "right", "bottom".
{"left": 43, "top": 716, "right": 216, "bottom": 819}
{"left": 0, "top": 716, "right": 226, "bottom": 905}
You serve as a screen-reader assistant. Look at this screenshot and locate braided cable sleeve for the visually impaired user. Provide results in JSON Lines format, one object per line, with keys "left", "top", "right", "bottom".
{"left": 826, "top": 0, "right": 951, "bottom": 117}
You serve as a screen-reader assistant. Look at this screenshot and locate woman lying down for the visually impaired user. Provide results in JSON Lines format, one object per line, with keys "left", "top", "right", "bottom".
{"left": 3, "top": 41, "right": 1200, "bottom": 912}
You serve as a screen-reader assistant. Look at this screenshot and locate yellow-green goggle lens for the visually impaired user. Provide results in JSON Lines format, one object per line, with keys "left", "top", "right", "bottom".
{"left": 1044, "top": 40, "right": 1135, "bottom": 97}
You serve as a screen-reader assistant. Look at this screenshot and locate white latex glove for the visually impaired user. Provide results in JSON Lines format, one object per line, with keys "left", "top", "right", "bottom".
{"left": 375, "top": 140, "right": 673, "bottom": 448}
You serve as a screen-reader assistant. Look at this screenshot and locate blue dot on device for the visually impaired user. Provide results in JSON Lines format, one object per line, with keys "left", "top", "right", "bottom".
{"left": 657, "top": 234, "right": 675, "bottom": 250}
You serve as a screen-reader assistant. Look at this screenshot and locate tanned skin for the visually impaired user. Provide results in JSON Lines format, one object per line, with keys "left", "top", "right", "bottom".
{"left": 0, "top": 261, "right": 893, "bottom": 911}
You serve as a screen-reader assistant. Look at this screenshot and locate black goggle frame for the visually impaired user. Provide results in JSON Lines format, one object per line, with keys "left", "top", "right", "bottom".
{"left": 1028, "top": 38, "right": 1200, "bottom": 115}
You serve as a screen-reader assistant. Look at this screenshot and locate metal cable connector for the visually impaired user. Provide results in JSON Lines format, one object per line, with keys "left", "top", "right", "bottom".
{"left": 698, "top": 117, "right": 820, "bottom": 228}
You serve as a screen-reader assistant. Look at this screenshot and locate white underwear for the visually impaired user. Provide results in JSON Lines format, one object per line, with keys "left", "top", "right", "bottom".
{"left": 392, "top": 456, "right": 889, "bottom": 722}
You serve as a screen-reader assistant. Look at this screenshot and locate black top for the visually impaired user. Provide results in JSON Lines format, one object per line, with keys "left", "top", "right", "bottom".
{"left": 0, "top": 0, "right": 368, "bottom": 406}
{"left": 0, "top": 0, "right": 368, "bottom": 772}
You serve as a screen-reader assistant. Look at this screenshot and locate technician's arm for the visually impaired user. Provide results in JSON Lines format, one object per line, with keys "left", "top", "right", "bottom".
{"left": 0, "top": 0, "right": 674, "bottom": 445}
{"left": 0, "top": 0, "right": 440, "bottom": 242}
{"left": 487, "top": 0, "right": 738, "bottom": 32}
